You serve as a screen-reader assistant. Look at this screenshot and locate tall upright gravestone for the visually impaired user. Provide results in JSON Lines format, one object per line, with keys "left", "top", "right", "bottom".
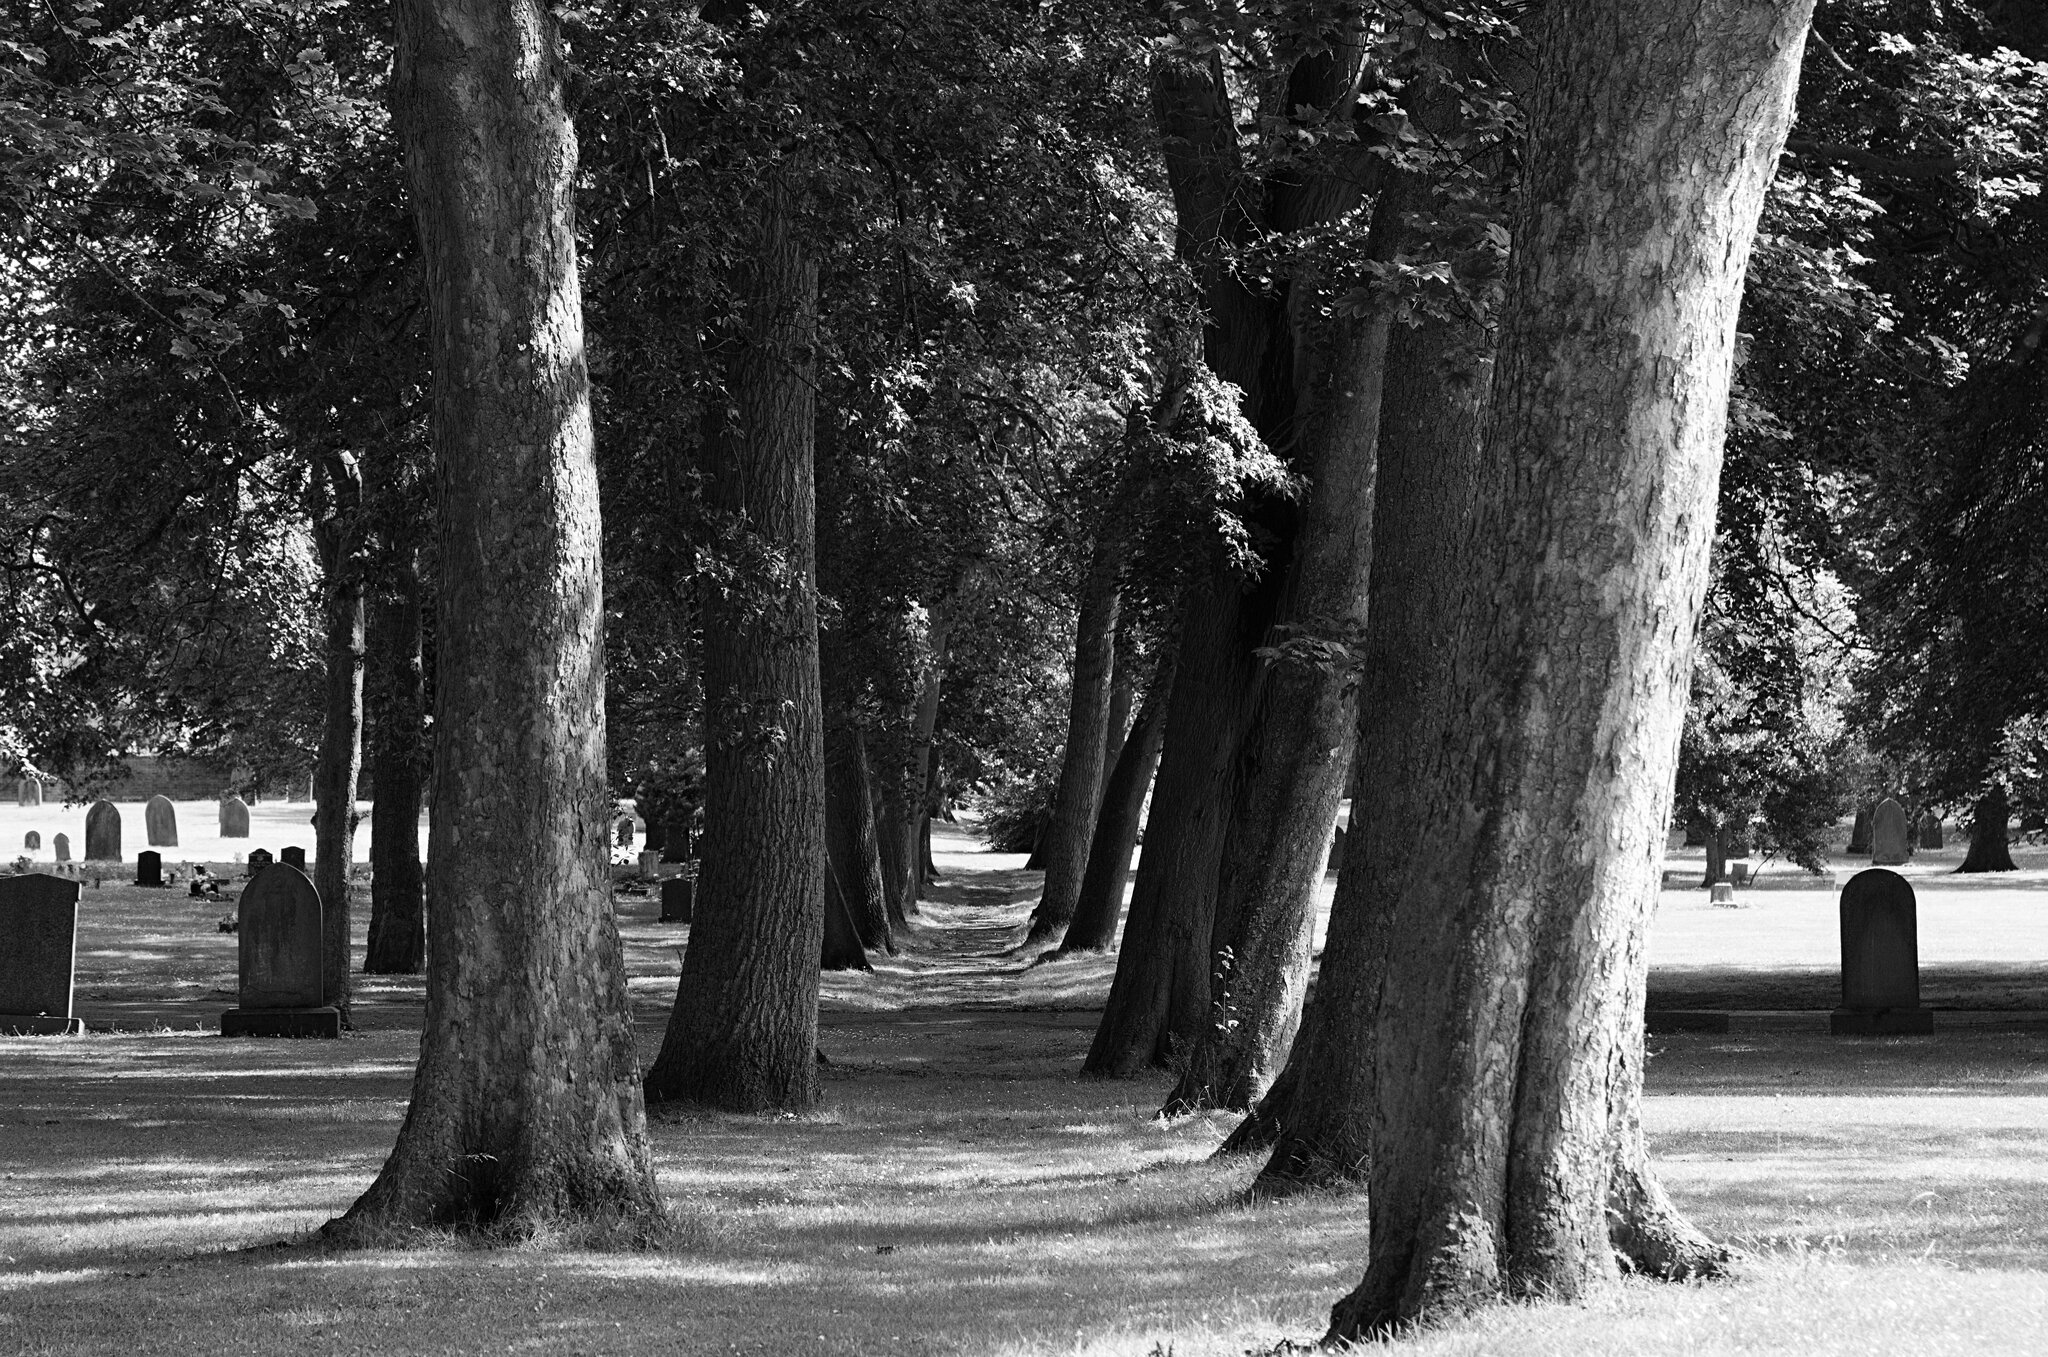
{"left": 83, "top": 800, "right": 120, "bottom": 861}
{"left": 18, "top": 778, "right": 43, "bottom": 807}
{"left": 52, "top": 833, "right": 71, "bottom": 863}
{"left": 1846, "top": 806, "right": 1873, "bottom": 855}
{"left": 280, "top": 845, "right": 306, "bottom": 871}
{"left": 145, "top": 794, "right": 178, "bottom": 847}
{"left": 220, "top": 864, "right": 339, "bottom": 1038}
{"left": 219, "top": 795, "right": 251, "bottom": 838}
{"left": 247, "top": 847, "right": 274, "bottom": 873}
{"left": 0, "top": 873, "right": 85, "bottom": 1034}
{"left": 1870, "top": 798, "right": 1910, "bottom": 866}
{"left": 136, "top": 850, "right": 164, "bottom": 888}
{"left": 1919, "top": 811, "right": 1944, "bottom": 850}
{"left": 1831, "top": 868, "right": 1934, "bottom": 1035}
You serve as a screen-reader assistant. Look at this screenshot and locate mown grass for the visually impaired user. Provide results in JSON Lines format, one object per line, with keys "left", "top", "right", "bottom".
{"left": 2, "top": 822, "right": 2045, "bottom": 1354}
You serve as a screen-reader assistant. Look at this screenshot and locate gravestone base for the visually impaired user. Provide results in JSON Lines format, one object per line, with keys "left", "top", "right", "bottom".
{"left": 1646, "top": 1010, "right": 1731, "bottom": 1035}
{"left": 0, "top": 1013, "right": 86, "bottom": 1036}
{"left": 221, "top": 1006, "right": 341, "bottom": 1039}
{"left": 1830, "top": 1006, "right": 1934, "bottom": 1036}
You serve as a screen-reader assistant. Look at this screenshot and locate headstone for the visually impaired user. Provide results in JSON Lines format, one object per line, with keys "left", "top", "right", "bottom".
{"left": 616, "top": 816, "right": 635, "bottom": 847}
{"left": 1919, "top": 812, "right": 1944, "bottom": 850}
{"left": 83, "top": 800, "right": 120, "bottom": 861}
{"left": 52, "top": 833, "right": 70, "bottom": 863}
{"left": 637, "top": 849, "right": 661, "bottom": 877}
{"left": 1729, "top": 862, "right": 1751, "bottom": 887}
{"left": 18, "top": 778, "right": 43, "bottom": 807}
{"left": 135, "top": 850, "right": 163, "bottom": 888}
{"left": 220, "top": 864, "right": 339, "bottom": 1038}
{"left": 1709, "top": 882, "right": 1737, "bottom": 906}
{"left": 281, "top": 845, "right": 306, "bottom": 871}
{"left": 219, "top": 795, "right": 251, "bottom": 838}
{"left": 1830, "top": 868, "right": 1933, "bottom": 1035}
{"left": 24, "top": 831, "right": 39, "bottom": 851}
{"left": 1328, "top": 826, "right": 1346, "bottom": 870}
{"left": 1871, "top": 798, "right": 1910, "bottom": 866}
{"left": 660, "top": 876, "right": 694, "bottom": 923}
{"left": 659, "top": 816, "right": 693, "bottom": 864}
{"left": 1846, "top": 806, "right": 1873, "bottom": 855}
{"left": 247, "top": 847, "right": 274, "bottom": 874}
{"left": 0, "top": 873, "right": 85, "bottom": 1034}
{"left": 145, "top": 794, "right": 178, "bottom": 847}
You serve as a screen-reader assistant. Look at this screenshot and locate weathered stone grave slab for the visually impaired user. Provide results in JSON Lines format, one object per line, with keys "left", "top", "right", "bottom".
{"left": 1831, "top": 867, "right": 1933, "bottom": 1035}
{"left": 246, "top": 847, "right": 274, "bottom": 874}
{"left": 1709, "top": 882, "right": 1738, "bottom": 907}
{"left": 145, "top": 794, "right": 178, "bottom": 848}
{"left": 52, "top": 833, "right": 70, "bottom": 863}
{"left": 637, "top": 850, "right": 661, "bottom": 877}
{"left": 1871, "top": 798, "right": 1910, "bottom": 866}
{"left": 135, "top": 850, "right": 163, "bottom": 888}
{"left": 219, "top": 795, "right": 251, "bottom": 838}
{"left": 83, "top": 800, "right": 120, "bottom": 861}
{"left": 24, "top": 832, "right": 39, "bottom": 851}
{"left": 1847, "top": 806, "right": 1873, "bottom": 855}
{"left": 0, "top": 873, "right": 84, "bottom": 1034}
{"left": 661, "top": 876, "right": 694, "bottom": 923}
{"left": 280, "top": 845, "right": 306, "bottom": 871}
{"left": 221, "top": 864, "right": 338, "bottom": 1038}
{"left": 18, "top": 778, "right": 43, "bottom": 807}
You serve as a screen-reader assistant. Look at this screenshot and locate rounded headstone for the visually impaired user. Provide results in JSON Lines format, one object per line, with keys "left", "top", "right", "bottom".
{"left": 0, "top": 872, "right": 84, "bottom": 1024}
{"left": 1870, "top": 798, "right": 1910, "bottom": 866}
{"left": 52, "top": 833, "right": 71, "bottom": 863}
{"left": 236, "top": 865, "right": 325, "bottom": 1009}
{"left": 1838, "top": 867, "right": 1922, "bottom": 1012}
{"left": 145, "top": 794, "right": 178, "bottom": 847}
{"left": 247, "top": 847, "right": 275, "bottom": 874}
{"left": 219, "top": 795, "right": 251, "bottom": 838}
{"left": 83, "top": 800, "right": 121, "bottom": 862}
{"left": 18, "top": 778, "right": 44, "bottom": 807}
{"left": 24, "top": 831, "right": 40, "bottom": 851}
{"left": 1919, "top": 812, "right": 1944, "bottom": 850}
{"left": 136, "top": 850, "right": 163, "bottom": 888}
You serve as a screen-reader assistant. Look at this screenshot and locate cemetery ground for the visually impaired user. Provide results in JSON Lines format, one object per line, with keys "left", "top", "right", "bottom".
{"left": 3, "top": 818, "right": 2047, "bottom": 1355}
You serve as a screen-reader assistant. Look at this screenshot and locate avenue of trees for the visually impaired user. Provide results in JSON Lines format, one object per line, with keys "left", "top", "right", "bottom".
{"left": 3, "top": 0, "right": 2045, "bottom": 1337}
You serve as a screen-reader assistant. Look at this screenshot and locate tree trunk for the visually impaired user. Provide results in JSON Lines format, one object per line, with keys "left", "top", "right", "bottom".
{"left": 825, "top": 718, "right": 892, "bottom": 955}
{"left": 1230, "top": 181, "right": 1491, "bottom": 1186}
{"left": 1100, "top": 633, "right": 1137, "bottom": 797}
{"left": 1959, "top": 785, "right": 2017, "bottom": 872}
{"left": 879, "top": 602, "right": 955, "bottom": 920}
{"left": 1057, "top": 662, "right": 1172, "bottom": 956}
{"left": 363, "top": 544, "right": 427, "bottom": 976}
{"left": 310, "top": 454, "right": 366, "bottom": 1024}
{"left": 1027, "top": 534, "right": 1122, "bottom": 945}
{"left": 1700, "top": 824, "right": 1730, "bottom": 889}
{"left": 1161, "top": 217, "right": 1400, "bottom": 1114}
{"left": 333, "top": 0, "right": 662, "bottom": 1238}
{"left": 643, "top": 173, "right": 827, "bottom": 1114}
{"left": 1328, "top": 1, "right": 1812, "bottom": 1336}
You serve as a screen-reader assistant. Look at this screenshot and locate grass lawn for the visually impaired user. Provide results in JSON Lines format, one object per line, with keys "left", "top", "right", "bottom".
{"left": 3, "top": 819, "right": 2046, "bottom": 1354}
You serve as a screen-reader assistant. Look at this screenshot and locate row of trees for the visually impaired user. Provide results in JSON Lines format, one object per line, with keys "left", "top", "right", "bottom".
{"left": 4, "top": 0, "right": 2045, "bottom": 1338}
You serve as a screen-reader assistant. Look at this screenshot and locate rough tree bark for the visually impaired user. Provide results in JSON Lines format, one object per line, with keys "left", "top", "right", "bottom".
{"left": 363, "top": 538, "right": 427, "bottom": 976}
{"left": 1326, "top": 0, "right": 1813, "bottom": 1337}
{"left": 1025, "top": 532, "right": 1122, "bottom": 945}
{"left": 825, "top": 720, "right": 892, "bottom": 954}
{"left": 878, "top": 597, "right": 958, "bottom": 922}
{"left": 310, "top": 450, "right": 366, "bottom": 1023}
{"left": 643, "top": 172, "right": 827, "bottom": 1113}
{"left": 1057, "top": 661, "right": 1173, "bottom": 957}
{"left": 332, "top": 0, "right": 662, "bottom": 1237}
{"left": 1225, "top": 240, "right": 1491, "bottom": 1184}
{"left": 1959, "top": 785, "right": 2017, "bottom": 872}
{"left": 1100, "top": 630, "right": 1137, "bottom": 792}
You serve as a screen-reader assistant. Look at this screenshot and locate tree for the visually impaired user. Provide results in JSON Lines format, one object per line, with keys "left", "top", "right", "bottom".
{"left": 642, "top": 162, "right": 829, "bottom": 1113}
{"left": 330, "top": 0, "right": 662, "bottom": 1237}
{"left": 1327, "top": 0, "right": 1814, "bottom": 1336}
